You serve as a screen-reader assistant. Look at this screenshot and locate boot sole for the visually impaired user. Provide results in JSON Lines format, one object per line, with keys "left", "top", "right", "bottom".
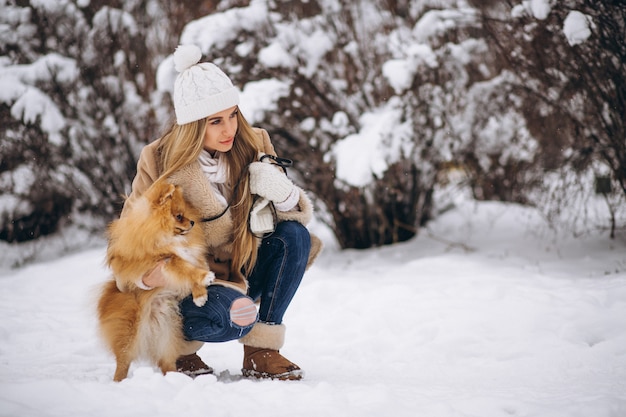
{"left": 242, "top": 368, "right": 304, "bottom": 381}
{"left": 177, "top": 367, "right": 214, "bottom": 378}
{"left": 184, "top": 369, "right": 213, "bottom": 377}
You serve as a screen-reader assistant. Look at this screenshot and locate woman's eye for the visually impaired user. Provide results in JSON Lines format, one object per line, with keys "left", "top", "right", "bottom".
{"left": 230, "top": 110, "right": 238, "bottom": 118}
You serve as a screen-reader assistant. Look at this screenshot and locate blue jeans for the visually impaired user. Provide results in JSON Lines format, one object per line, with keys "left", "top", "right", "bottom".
{"left": 179, "top": 221, "right": 311, "bottom": 343}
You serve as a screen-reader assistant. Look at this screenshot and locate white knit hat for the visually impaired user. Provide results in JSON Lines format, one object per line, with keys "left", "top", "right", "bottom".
{"left": 172, "top": 44, "right": 240, "bottom": 125}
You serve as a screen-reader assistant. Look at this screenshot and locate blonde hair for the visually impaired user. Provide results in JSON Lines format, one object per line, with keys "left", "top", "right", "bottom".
{"left": 156, "top": 110, "right": 261, "bottom": 275}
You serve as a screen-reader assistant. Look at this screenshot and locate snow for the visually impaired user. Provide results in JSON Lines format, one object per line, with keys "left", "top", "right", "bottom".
{"left": 330, "top": 97, "right": 412, "bottom": 187}
{"left": 239, "top": 78, "right": 291, "bottom": 125}
{"left": 179, "top": 0, "right": 269, "bottom": 54}
{"left": 511, "top": 0, "right": 551, "bottom": 20}
{"left": 563, "top": 11, "right": 593, "bottom": 46}
{"left": 91, "top": 7, "right": 138, "bottom": 36}
{"left": 382, "top": 59, "right": 414, "bottom": 93}
{"left": 293, "top": 29, "right": 335, "bottom": 78}
{"left": 1, "top": 198, "right": 624, "bottom": 417}
{"left": 528, "top": 0, "right": 551, "bottom": 20}
{"left": 509, "top": 4, "right": 594, "bottom": 47}
{"left": 155, "top": 54, "right": 176, "bottom": 94}
{"left": 412, "top": 8, "right": 476, "bottom": 43}
{"left": 383, "top": 43, "right": 438, "bottom": 94}
{"left": 11, "top": 89, "right": 65, "bottom": 145}
{"left": 475, "top": 110, "right": 537, "bottom": 170}
{"left": 0, "top": 53, "right": 78, "bottom": 143}
{"left": 258, "top": 42, "right": 296, "bottom": 69}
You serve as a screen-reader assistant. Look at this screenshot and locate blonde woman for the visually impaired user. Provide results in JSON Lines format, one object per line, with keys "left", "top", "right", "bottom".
{"left": 118, "top": 45, "right": 321, "bottom": 380}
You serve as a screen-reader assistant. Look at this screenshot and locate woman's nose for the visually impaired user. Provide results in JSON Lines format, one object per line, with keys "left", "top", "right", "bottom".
{"left": 225, "top": 118, "right": 237, "bottom": 136}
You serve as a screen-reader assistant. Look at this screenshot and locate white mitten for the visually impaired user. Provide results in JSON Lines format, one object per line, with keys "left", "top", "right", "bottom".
{"left": 248, "top": 161, "right": 295, "bottom": 203}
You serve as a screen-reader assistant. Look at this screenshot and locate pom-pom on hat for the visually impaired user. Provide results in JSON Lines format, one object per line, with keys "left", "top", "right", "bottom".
{"left": 173, "top": 44, "right": 239, "bottom": 125}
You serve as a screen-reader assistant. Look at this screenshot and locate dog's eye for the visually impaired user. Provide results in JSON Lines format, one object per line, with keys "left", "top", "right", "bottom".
{"left": 175, "top": 214, "right": 183, "bottom": 222}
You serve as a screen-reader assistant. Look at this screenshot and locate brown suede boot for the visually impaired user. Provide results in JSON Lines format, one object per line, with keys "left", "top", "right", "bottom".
{"left": 239, "top": 322, "right": 303, "bottom": 380}
{"left": 176, "top": 353, "right": 214, "bottom": 377}
{"left": 242, "top": 345, "right": 303, "bottom": 380}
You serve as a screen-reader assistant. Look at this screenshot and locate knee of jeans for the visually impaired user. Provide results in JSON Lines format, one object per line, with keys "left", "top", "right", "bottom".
{"left": 276, "top": 221, "right": 311, "bottom": 251}
{"left": 230, "top": 297, "right": 257, "bottom": 326}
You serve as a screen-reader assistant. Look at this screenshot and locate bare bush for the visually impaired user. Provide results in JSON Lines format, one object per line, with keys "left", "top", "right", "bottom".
{"left": 469, "top": 0, "right": 626, "bottom": 236}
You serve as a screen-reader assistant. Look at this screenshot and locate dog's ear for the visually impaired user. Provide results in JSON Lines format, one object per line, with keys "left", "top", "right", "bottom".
{"left": 158, "top": 183, "right": 176, "bottom": 206}
{"left": 171, "top": 185, "right": 185, "bottom": 201}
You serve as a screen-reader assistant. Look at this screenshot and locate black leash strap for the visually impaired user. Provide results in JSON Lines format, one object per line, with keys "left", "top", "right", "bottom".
{"left": 259, "top": 154, "right": 293, "bottom": 173}
{"left": 200, "top": 165, "right": 249, "bottom": 223}
{"left": 201, "top": 205, "right": 230, "bottom": 223}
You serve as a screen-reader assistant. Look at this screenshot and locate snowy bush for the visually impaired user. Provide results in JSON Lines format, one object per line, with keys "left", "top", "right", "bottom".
{"left": 2, "top": 0, "right": 624, "bottom": 268}
{"left": 471, "top": 0, "right": 626, "bottom": 237}
{"left": 0, "top": 0, "right": 181, "bottom": 266}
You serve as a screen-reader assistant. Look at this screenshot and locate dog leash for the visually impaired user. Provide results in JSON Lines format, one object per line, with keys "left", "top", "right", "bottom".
{"left": 259, "top": 154, "right": 293, "bottom": 171}
{"left": 200, "top": 166, "right": 247, "bottom": 223}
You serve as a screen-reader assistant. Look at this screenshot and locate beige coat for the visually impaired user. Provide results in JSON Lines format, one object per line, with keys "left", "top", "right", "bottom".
{"left": 121, "top": 127, "right": 322, "bottom": 294}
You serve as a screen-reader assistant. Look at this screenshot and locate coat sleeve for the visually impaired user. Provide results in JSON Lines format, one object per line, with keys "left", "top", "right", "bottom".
{"left": 120, "top": 142, "right": 160, "bottom": 218}
{"left": 254, "top": 127, "right": 277, "bottom": 156}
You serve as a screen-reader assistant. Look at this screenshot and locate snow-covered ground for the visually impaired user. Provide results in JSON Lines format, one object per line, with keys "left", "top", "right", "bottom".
{"left": 0, "top": 199, "right": 625, "bottom": 417}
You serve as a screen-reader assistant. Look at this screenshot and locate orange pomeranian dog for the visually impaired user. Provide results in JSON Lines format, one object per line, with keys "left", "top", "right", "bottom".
{"left": 97, "top": 180, "right": 214, "bottom": 381}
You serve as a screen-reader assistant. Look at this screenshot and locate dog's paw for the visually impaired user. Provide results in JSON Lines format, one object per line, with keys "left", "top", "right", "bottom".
{"left": 202, "top": 271, "right": 216, "bottom": 286}
{"left": 193, "top": 294, "right": 208, "bottom": 307}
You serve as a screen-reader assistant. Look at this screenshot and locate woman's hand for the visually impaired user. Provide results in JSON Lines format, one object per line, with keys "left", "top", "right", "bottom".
{"left": 140, "top": 259, "right": 169, "bottom": 289}
{"left": 248, "top": 161, "right": 295, "bottom": 203}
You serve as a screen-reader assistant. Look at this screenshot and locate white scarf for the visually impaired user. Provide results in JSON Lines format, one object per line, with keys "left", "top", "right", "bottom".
{"left": 198, "top": 149, "right": 228, "bottom": 184}
{"left": 198, "top": 150, "right": 228, "bottom": 206}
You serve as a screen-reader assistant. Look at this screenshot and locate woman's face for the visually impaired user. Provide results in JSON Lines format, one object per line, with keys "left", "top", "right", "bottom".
{"left": 203, "top": 106, "right": 239, "bottom": 153}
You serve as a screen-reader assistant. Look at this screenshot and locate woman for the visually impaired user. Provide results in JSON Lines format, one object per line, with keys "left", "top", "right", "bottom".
{"left": 119, "top": 45, "right": 322, "bottom": 380}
